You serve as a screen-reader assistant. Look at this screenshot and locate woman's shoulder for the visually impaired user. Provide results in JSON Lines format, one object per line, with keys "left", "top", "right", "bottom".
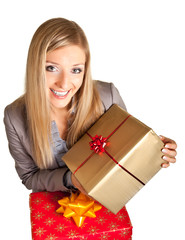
{"left": 94, "top": 80, "right": 127, "bottom": 111}
{"left": 94, "top": 80, "right": 116, "bottom": 93}
{"left": 4, "top": 96, "right": 27, "bottom": 130}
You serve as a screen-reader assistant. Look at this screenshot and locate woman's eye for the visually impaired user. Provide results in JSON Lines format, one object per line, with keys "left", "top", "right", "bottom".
{"left": 46, "top": 65, "right": 57, "bottom": 72}
{"left": 72, "top": 68, "right": 83, "bottom": 74}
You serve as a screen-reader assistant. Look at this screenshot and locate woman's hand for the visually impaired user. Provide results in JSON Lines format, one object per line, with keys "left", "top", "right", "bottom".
{"left": 159, "top": 135, "right": 177, "bottom": 168}
{"left": 71, "top": 173, "right": 88, "bottom": 195}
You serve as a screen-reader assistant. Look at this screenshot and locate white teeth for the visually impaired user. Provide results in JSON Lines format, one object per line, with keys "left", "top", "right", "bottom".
{"left": 51, "top": 89, "right": 69, "bottom": 97}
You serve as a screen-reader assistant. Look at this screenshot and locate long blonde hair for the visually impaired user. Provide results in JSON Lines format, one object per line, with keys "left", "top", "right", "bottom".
{"left": 24, "top": 18, "right": 103, "bottom": 169}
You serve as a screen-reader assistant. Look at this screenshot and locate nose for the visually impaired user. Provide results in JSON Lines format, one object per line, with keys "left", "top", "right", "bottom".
{"left": 56, "top": 71, "right": 70, "bottom": 90}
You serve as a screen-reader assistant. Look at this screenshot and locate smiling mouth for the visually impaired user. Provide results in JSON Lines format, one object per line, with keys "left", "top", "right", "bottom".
{"left": 50, "top": 88, "right": 70, "bottom": 97}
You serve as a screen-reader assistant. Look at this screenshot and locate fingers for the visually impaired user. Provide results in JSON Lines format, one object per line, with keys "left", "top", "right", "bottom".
{"left": 162, "top": 155, "right": 176, "bottom": 163}
{"left": 161, "top": 153, "right": 176, "bottom": 167}
{"left": 164, "top": 142, "right": 177, "bottom": 150}
{"left": 161, "top": 162, "right": 170, "bottom": 168}
{"left": 159, "top": 135, "right": 177, "bottom": 168}
{"left": 162, "top": 148, "right": 177, "bottom": 158}
{"left": 159, "top": 135, "right": 177, "bottom": 149}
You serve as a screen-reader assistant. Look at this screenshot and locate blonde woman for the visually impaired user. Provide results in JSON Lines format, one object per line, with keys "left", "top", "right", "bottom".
{"left": 4, "top": 18, "right": 177, "bottom": 194}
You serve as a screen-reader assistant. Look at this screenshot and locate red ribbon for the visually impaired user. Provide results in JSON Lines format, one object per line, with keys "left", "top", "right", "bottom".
{"left": 74, "top": 114, "right": 145, "bottom": 186}
{"left": 89, "top": 135, "right": 107, "bottom": 153}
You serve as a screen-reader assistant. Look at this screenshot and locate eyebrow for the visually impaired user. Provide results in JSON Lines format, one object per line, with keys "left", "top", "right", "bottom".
{"left": 46, "top": 61, "right": 85, "bottom": 67}
{"left": 73, "top": 63, "right": 85, "bottom": 67}
{"left": 46, "top": 61, "right": 60, "bottom": 66}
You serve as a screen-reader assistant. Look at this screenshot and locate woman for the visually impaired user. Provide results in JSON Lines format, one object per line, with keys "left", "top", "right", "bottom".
{"left": 4, "top": 18, "right": 177, "bottom": 194}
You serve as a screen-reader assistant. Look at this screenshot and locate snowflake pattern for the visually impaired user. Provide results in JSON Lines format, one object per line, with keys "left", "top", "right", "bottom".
{"left": 108, "top": 221, "right": 120, "bottom": 230}
{"left": 33, "top": 197, "right": 43, "bottom": 205}
{"left": 44, "top": 217, "right": 56, "bottom": 226}
{"left": 119, "top": 229, "right": 132, "bottom": 237}
{"left": 34, "top": 227, "right": 46, "bottom": 237}
{"left": 103, "top": 208, "right": 112, "bottom": 215}
{"left": 87, "top": 226, "right": 99, "bottom": 235}
{"left": 66, "top": 230, "right": 79, "bottom": 238}
{"left": 115, "top": 212, "right": 127, "bottom": 221}
{"left": 33, "top": 211, "right": 45, "bottom": 220}
{"left": 55, "top": 223, "right": 67, "bottom": 233}
{"left": 95, "top": 216, "right": 107, "bottom": 225}
{"left": 45, "top": 233, "right": 58, "bottom": 240}
{"left": 43, "top": 203, "right": 54, "bottom": 211}
{"left": 99, "top": 233, "right": 110, "bottom": 240}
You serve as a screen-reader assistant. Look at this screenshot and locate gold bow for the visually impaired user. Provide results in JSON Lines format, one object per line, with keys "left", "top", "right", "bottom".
{"left": 56, "top": 192, "right": 102, "bottom": 227}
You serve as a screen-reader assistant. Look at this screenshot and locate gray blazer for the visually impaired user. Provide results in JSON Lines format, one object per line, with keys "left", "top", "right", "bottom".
{"left": 4, "top": 81, "right": 126, "bottom": 192}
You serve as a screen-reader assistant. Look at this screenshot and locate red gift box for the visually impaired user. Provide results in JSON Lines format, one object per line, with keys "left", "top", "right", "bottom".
{"left": 30, "top": 191, "right": 132, "bottom": 239}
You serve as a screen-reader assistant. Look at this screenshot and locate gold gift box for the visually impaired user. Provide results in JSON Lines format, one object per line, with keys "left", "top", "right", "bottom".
{"left": 63, "top": 104, "right": 165, "bottom": 214}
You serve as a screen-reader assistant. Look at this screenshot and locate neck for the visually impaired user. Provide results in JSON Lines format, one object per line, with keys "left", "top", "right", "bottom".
{"left": 51, "top": 107, "right": 68, "bottom": 121}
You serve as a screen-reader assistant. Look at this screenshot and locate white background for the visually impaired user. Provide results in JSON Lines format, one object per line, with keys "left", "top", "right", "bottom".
{"left": 0, "top": 0, "right": 184, "bottom": 239}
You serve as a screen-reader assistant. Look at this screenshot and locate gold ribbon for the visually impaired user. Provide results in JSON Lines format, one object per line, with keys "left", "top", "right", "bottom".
{"left": 56, "top": 192, "right": 102, "bottom": 227}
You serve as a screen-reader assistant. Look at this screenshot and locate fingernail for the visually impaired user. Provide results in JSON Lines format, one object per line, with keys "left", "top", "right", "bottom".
{"left": 162, "top": 148, "right": 167, "bottom": 153}
{"left": 162, "top": 163, "right": 168, "bottom": 168}
{"left": 162, "top": 156, "right": 168, "bottom": 160}
{"left": 165, "top": 144, "right": 170, "bottom": 148}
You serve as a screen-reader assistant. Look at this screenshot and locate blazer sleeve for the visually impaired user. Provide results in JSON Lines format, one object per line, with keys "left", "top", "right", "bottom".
{"left": 96, "top": 81, "right": 127, "bottom": 111}
{"left": 110, "top": 82, "right": 127, "bottom": 111}
{"left": 4, "top": 105, "right": 71, "bottom": 192}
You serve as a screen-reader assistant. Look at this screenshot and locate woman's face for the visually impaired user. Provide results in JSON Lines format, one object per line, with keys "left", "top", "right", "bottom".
{"left": 46, "top": 45, "right": 86, "bottom": 111}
